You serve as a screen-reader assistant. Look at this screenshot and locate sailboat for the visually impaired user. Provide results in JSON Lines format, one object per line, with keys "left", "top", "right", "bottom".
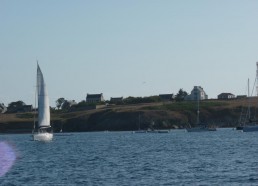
{"left": 186, "top": 96, "right": 216, "bottom": 132}
{"left": 32, "top": 63, "right": 53, "bottom": 141}
{"left": 235, "top": 106, "right": 245, "bottom": 130}
{"left": 241, "top": 79, "right": 258, "bottom": 132}
{"left": 133, "top": 114, "right": 147, "bottom": 133}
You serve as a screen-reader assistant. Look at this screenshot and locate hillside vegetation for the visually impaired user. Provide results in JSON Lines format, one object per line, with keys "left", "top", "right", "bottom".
{"left": 0, "top": 97, "right": 257, "bottom": 133}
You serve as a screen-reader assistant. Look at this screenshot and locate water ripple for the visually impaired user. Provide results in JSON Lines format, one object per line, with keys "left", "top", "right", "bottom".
{"left": 1, "top": 129, "right": 258, "bottom": 185}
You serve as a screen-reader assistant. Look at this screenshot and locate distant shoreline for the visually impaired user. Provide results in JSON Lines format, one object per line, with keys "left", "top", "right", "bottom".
{"left": 0, "top": 98, "right": 256, "bottom": 133}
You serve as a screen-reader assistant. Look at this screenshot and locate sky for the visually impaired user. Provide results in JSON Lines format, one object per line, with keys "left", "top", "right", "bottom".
{"left": 1, "top": 0, "right": 258, "bottom": 107}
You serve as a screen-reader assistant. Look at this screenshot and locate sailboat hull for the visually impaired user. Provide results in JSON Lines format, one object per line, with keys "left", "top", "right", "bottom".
{"left": 186, "top": 127, "right": 216, "bottom": 132}
{"left": 243, "top": 125, "right": 258, "bottom": 132}
{"left": 236, "top": 126, "right": 244, "bottom": 130}
{"left": 33, "top": 132, "right": 53, "bottom": 141}
{"left": 133, "top": 130, "right": 147, "bottom": 133}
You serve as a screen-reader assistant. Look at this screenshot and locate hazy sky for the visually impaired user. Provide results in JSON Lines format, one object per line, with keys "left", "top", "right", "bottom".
{"left": 1, "top": 1, "right": 258, "bottom": 107}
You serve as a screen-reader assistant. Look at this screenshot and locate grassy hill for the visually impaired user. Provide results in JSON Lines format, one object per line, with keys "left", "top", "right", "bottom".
{"left": 0, "top": 97, "right": 257, "bottom": 133}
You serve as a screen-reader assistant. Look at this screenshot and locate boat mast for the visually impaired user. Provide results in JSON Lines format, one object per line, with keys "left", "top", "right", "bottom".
{"left": 138, "top": 114, "right": 141, "bottom": 130}
{"left": 197, "top": 91, "right": 200, "bottom": 125}
{"left": 33, "top": 86, "right": 37, "bottom": 131}
{"left": 248, "top": 78, "right": 251, "bottom": 120}
{"left": 33, "top": 61, "right": 39, "bottom": 132}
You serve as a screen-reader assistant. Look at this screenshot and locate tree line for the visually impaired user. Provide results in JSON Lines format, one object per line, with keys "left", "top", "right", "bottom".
{"left": 55, "top": 88, "right": 189, "bottom": 110}
{"left": 4, "top": 89, "right": 188, "bottom": 113}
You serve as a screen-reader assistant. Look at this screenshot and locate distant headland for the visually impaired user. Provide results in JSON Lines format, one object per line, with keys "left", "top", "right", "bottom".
{"left": 0, "top": 94, "right": 255, "bottom": 133}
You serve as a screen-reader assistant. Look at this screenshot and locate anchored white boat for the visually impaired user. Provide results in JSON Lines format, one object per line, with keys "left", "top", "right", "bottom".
{"left": 32, "top": 63, "right": 53, "bottom": 141}
{"left": 133, "top": 114, "right": 148, "bottom": 133}
{"left": 186, "top": 96, "right": 216, "bottom": 132}
{"left": 186, "top": 125, "right": 216, "bottom": 132}
{"left": 239, "top": 78, "right": 258, "bottom": 132}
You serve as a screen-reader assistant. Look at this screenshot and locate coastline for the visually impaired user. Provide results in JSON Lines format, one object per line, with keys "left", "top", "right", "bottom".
{"left": 0, "top": 98, "right": 255, "bottom": 134}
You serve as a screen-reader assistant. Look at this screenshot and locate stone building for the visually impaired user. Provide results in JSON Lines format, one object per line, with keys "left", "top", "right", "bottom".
{"left": 159, "top": 94, "right": 174, "bottom": 101}
{"left": 110, "top": 97, "right": 123, "bottom": 104}
{"left": 185, "top": 86, "right": 208, "bottom": 101}
{"left": 218, "top": 93, "right": 235, "bottom": 100}
{"left": 86, "top": 93, "right": 105, "bottom": 103}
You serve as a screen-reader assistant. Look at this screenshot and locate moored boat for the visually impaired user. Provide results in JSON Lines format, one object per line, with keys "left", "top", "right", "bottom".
{"left": 238, "top": 78, "right": 258, "bottom": 132}
{"left": 186, "top": 125, "right": 216, "bottom": 132}
{"left": 186, "top": 94, "right": 216, "bottom": 132}
{"left": 242, "top": 121, "right": 258, "bottom": 132}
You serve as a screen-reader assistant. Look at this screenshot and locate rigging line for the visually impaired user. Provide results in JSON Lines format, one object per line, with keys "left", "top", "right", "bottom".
{"left": 33, "top": 85, "right": 37, "bottom": 132}
{"left": 251, "top": 76, "right": 257, "bottom": 96}
{"left": 250, "top": 77, "right": 257, "bottom": 120}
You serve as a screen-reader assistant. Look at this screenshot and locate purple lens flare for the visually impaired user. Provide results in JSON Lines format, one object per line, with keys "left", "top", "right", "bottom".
{"left": 0, "top": 141, "right": 16, "bottom": 177}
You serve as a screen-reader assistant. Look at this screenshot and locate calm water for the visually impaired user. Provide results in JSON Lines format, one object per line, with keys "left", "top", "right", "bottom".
{"left": 1, "top": 129, "right": 258, "bottom": 185}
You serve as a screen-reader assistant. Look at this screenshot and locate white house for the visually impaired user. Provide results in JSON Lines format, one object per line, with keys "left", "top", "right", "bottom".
{"left": 185, "top": 86, "right": 208, "bottom": 101}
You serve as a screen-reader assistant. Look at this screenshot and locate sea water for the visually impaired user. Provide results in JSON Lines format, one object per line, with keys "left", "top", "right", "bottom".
{"left": 0, "top": 129, "right": 258, "bottom": 185}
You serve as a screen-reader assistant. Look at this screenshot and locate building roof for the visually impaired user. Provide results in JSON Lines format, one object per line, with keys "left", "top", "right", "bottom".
{"left": 86, "top": 93, "right": 103, "bottom": 99}
{"left": 193, "top": 86, "right": 205, "bottom": 92}
{"left": 159, "top": 94, "right": 173, "bottom": 96}
{"left": 159, "top": 94, "right": 174, "bottom": 99}
{"left": 110, "top": 97, "right": 123, "bottom": 100}
{"left": 110, "top": 97, "right": 123, "bottom": 102}
{"left": 218, "top": 93, "right": 234, "bottom": 96}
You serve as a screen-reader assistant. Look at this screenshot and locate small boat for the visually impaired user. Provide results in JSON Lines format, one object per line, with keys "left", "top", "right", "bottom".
{"left": 235, "top": 108, "right": 244, "bottom": 130}
{"left": 186, "top": 95, "right": 216, "bottom": 132}
{"left": 238, "top": 78, "right": 258, "bottom": 132}
{"left": 243, "top": 124, "right": 258, "bottom": 132}
{"left": 235, "top": 126, "right": 244, "bottom": 130}
{"left": 186, "top": 125, "right": 216, "bottom": 132}
{"left": 242, "top": 119, "right": 258, "bottom": 132}
{"left": 133, "top": 130, "right": 147, "bottom": 133}
{"left": 146, "top": 128, "right": 170, "bottom": 133}
{"left": 132, "top": 114, "right": 147, "bottom": 133}
{"left": 32, "top": 63, "right": 53, "bottom": 141}
{"left": 157, "top": 130, "right": 170, "bottom": 133}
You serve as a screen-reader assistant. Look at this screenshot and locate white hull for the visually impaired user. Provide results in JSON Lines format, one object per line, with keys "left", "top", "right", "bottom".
{"left": 33, "top": 132, "right": 53, "bottom": 141}
{"left": 133, "top": 130, "right": 147, "bottom": 133}
{"left": 243, "top": 125, "right": 258, "bottom": 132}
{"left": 186, "top": 127, "right": 216, "bottom": 132}
{"left": 133, "top": 130, "right": 170, "bottom": 133}
{"left": 147, "top": 130, "right": 170, "bottom": 133}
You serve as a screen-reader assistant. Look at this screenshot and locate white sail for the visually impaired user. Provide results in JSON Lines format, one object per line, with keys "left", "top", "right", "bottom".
{"left": 37, "top": 64, "right": 50, "bottom": 128}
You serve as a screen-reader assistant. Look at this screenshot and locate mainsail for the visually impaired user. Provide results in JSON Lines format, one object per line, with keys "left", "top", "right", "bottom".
{"left": 37, "top": 64, "right": 50, "bottom": 128}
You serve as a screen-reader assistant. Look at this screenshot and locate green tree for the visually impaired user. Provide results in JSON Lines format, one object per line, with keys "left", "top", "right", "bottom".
{"left": 61, "top": 100, "right": 70, "bottom": 110}
{"left": 56, "top": 98, "right": 66, "bottom": 110}
{"left": 60, "top": 100, "right": 77, "bottom": 110}
{"left": 8, "top": 100, "right": 26, "bottom": 113}
{"left": 175, "top": 89, "right": 188, "bottom": 102}
{"left": 8, "top": 100, "right": 26, "bottom": 108}
{"left": 123, "top": 96, "right": 162, "bottom": 104}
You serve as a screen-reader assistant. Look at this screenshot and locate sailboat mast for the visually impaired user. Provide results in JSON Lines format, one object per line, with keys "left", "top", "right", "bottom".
{"left": 33, "top": 85, "right": 37, "bottom": 130}
{"left": 197, "top": 93, "right": 200, "bottom": 125}
{"left": 248, "top": 78, "right": 251, "bottom": 120}
{"left": 33, "top": 62, "right": 39, "bottom": 131}
{"left": 138, "top": 114, "right": 141, "bottom": 130}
